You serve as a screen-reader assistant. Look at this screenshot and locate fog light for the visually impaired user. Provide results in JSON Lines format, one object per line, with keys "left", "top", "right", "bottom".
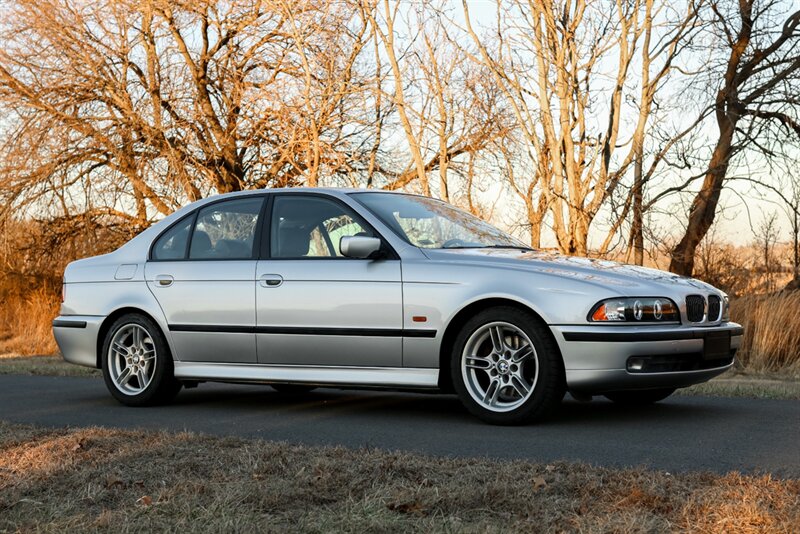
{"left": 628, "top": 358, "right": 645, "bottom": 372}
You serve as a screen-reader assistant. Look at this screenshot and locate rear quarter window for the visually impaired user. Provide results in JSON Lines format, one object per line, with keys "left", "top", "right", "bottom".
{"left": 151, "top": 217, "right": 192, "bottom": 260}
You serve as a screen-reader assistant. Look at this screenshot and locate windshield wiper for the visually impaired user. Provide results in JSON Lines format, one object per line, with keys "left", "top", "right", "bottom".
{"left": 440, "top": 244, "right": 534, "bottom": 251}
{"left": 481, "top": 245, "right": 534, "bottom": 251}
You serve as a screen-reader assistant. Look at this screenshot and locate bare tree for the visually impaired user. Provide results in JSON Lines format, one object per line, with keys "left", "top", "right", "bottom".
{"left": 669, "top": 0, "right": 800, "bottom": 275}
{"left": 0, "top": 0, "right": 378, "bottom": 226}
{"left": 363, "top": 1, "right": 510, "bottom": 201}
{"left": 737, "top": 157, "right": 800, "bottom": 284}
{"left": 461, "top": 0, "right": 701, "bottom": 255}
{"left": 754, "top": 211, "right": 780, "bottom": 292}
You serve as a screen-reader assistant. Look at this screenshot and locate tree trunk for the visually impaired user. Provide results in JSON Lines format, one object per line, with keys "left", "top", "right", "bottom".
{"left": 793, "top": 209, "right": 799, "bottom": 281}
{"left": 669, "top": 122, "right": 736, "bottom": 275}
{"left": 631, "top": 146, "right": 644, "bottom": 265}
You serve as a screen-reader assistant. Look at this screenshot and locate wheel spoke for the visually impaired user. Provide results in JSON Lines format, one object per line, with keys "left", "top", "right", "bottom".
{"left": 510, "top": 375, "right": 530, "bottom": 398}
{"left": 133, "top": 327, "right": 143, "bottom": 349}
{"left": 482, "top": 379, "right": 501, "bottom": 406}
{"left": 489, "top": 326, "right": 505, "bottom": 353}
{"left": 465, "top": 355, "right": 492, "bottom": 370}
{"left": 118, "top": 367, "right": 133, "bottom": 386}
{"left": 512, "top": 344, "right": 533, "bottom": 364}
{"left": 112, "top": 341, "right": 128, "bottom": 358}
{"left": 140, "top": 365, "right": 152, "bottom": 387}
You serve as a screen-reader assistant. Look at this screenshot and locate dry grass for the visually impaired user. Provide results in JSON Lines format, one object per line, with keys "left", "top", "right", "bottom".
{"left": 0, "top": 354, "right": 99, "bottom": 377}
{"left": 0, "top": 286, "right": 59, "bottom": 356}
{"left": 677, "top": 374, "right": 800, "bottom": 400}
{"left": 0, "top": 421, "right": 797, "bottom": 533}
{"left": 731, "top": 293, "right": 800, "bottom": 377}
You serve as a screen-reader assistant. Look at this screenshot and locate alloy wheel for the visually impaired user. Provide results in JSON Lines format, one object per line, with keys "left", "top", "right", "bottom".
{"left": 461, "top": 321, "right": 539, "bottom": 413}
{"left": 107, "top": 324, "right": 157, "bottom": 395}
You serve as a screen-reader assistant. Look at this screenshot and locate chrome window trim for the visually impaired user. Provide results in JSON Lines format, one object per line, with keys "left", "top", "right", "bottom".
{"left": 263, "top": 191, "right": 400, "bottom": 261}
{"left": 148, "top": 192, "right": 269, "bottom": 262}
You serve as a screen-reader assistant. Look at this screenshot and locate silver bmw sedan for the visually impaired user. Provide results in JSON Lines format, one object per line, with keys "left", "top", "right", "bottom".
{"left": 53, "top": 188, "right": 742, "bottom": 424}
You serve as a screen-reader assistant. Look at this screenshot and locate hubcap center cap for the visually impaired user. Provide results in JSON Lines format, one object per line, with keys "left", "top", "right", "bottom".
{"left": 497, "top": 360, "right": 510, "bottom": 374}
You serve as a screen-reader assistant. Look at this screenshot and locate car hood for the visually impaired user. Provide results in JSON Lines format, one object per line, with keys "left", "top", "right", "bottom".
{"left": 422, "top": 248, "right": 718, "bottom": 295}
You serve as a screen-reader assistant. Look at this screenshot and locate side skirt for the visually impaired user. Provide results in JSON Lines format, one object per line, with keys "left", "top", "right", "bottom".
{"left": 173, "top": 362, "right": 440, "bottom": 388}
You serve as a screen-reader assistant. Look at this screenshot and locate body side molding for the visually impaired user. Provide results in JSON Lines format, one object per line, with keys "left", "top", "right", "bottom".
{"left": 168, "top": 324, "right": 436, "bottom": 338}
{"left": 173, "top": 362, "right": 439, "bottom": 388}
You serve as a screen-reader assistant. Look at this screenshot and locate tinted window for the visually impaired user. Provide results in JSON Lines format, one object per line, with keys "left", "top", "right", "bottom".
{"left": 271, "top": 196, "right": 371, "bottom": 258}
{"left": 189, "top": 197, "right": 263, "bottom": 260}
{"left": 152, "top": 217, "right": 192, "bottom": 260}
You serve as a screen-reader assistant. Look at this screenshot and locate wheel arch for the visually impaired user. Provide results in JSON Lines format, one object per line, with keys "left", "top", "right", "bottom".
{"left": 437, "top": 297, "right": 564, "bottom": 390}
{"left": 96, "top": 307, "right": 170, "bottom": 368}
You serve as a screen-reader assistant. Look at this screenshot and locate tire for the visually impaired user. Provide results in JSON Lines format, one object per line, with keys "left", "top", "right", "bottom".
{"left": 603, "top": 388, "right": 675, "bottom": 404}
{"left": 101, "top": 313, "right": 182, "bottom": 406}
{"left": 450, "top": 306, "right": 565, "bottom": 425}
{"left": 271, "top": 384, "right": 317, "bottom": 395}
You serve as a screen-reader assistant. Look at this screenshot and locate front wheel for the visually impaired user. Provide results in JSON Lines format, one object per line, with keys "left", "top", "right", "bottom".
{"left": 101, "top": 313, "right": 182, "bottom": 406}
{"left": 451, "top": 307, "right": 565, "bottom": 425}
{"left": 604, "top": 388, "right": 675, "bottom": 404}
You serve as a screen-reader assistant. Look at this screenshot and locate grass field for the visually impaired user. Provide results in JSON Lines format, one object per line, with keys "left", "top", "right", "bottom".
{"left": 1, "top": 421, "right": 798, "bottom": 533}
{"left": 0, "top": 354, "right": 99, "bottom": 377}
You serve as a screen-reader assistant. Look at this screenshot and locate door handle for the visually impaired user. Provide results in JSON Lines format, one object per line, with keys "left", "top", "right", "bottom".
{"left": 259, "top": 274, "right": 283, "bottom": 288}
{"left": 155, "top": 274, "right": 174, "bottom": 287}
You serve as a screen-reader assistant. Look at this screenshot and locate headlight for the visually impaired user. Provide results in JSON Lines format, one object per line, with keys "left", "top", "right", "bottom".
{"left": 722, "top": 296, "right": 730, "bottom": 321}
{"left": 589, "top": 298, "right": 680, "bottom": 323}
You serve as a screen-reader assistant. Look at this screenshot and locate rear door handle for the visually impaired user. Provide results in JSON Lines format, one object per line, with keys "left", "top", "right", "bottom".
{"left": 259, "top": 274, "right": 283, "bottom": 288}
{"left": 155, "top": 274, "right": 174, "bottom": 287}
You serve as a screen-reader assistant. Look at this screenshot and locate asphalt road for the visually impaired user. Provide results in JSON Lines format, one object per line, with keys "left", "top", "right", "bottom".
{"left": 1, "top": 375, "right": 798, "bottom": 476}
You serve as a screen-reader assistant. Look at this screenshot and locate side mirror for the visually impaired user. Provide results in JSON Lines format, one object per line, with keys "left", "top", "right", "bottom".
{"left": 340, "top": 235, "right": 382, "bottom": 259}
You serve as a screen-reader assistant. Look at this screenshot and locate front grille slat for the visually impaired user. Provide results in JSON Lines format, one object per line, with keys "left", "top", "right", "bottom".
{"left": 707, "top": 295, "right": 721, "bottom": 321}
{"left": 686, "top": 295, "right": 705, "bottom": 322}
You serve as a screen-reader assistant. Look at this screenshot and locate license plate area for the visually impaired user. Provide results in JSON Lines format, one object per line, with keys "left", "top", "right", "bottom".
{"left": 703, "top": 331, "right": 731, "bottom": 360}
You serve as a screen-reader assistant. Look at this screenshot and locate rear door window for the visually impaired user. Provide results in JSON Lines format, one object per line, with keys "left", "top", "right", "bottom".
{"left": 189, "top": 197, "right": 264, "bottom": 260}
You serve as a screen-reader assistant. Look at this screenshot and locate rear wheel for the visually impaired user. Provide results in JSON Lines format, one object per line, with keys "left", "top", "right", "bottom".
{"left": 604, "top": 388, "right": 675, "bottom": 404}
{"left": 451, "top": 306, "right": 565, "bottom": 425}
{"left": 271, "top": 384, "right": 317, "bottom": 395}
{"left": 101, "top": 313, "right": 182, "bottom": 406}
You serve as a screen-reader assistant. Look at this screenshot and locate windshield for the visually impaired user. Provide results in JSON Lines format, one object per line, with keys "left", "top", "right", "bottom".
{"left": 352, "top": 192, "right": 529, "bottom": 250}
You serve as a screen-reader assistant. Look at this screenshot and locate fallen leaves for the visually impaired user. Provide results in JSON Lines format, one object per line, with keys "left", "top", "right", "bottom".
{"left": 532, "top": 476, "right": 548, "bottom": 492}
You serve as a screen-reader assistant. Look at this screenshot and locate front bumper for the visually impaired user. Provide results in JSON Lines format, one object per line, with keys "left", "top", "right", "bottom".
{"left": 551, "top": 323, "right": 742, "bottom": 393}
{"left": 53, "top": 315, "right": 105, "bottom": 368}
